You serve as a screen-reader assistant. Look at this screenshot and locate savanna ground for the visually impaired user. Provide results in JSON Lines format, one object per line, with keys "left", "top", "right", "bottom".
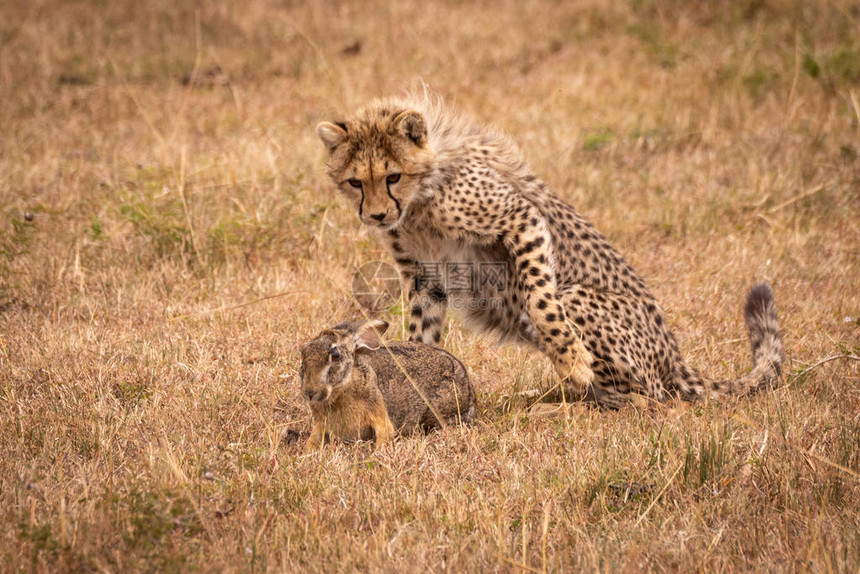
{"left": 1, "top": 0, "right": 859, "bottom": 571}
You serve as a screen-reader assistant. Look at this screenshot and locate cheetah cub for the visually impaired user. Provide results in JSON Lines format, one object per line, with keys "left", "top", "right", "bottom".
{"left": 316, "top": 92, "right": 783, "bottom": 408}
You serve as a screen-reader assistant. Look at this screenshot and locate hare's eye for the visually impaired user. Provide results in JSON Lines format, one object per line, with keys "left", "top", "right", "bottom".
{"left": 330, "top": 346, "right": 341, "bottom": 360}
{"left": 347, "top": 178, "right": 362, "bottom": 189}
{"left": 386, "top": 173, "right": 401, "bottom": 184}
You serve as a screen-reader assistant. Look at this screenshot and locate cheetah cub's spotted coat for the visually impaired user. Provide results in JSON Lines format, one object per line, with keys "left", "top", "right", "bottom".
{"left": 317, "top": 92, "right": 783, "bottom": 408}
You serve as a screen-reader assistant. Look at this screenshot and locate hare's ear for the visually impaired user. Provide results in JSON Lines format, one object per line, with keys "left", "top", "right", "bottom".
{"left": 317, "top": 121, "right": 348, "bottom": 151}
{"left": 354, "top": 319, "right": 389, "bottom": 351}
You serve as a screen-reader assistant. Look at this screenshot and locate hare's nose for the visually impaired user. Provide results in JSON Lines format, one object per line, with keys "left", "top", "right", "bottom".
{"left": 305, "top": 388, "right": 330, "bottom": 402}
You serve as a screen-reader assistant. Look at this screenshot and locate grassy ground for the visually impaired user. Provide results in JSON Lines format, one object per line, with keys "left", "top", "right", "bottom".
{"left": 1, "top": 0, "right": 859, "bottom": 571}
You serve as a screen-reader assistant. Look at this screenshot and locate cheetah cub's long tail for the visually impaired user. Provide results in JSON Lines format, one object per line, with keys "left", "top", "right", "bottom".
{"left": 703, "top": 282, "right": 784, "bottom": 397}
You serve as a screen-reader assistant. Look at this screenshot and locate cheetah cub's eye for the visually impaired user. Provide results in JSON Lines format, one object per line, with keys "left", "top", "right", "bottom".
{"left": 386, "top": 173, "right": 401, "bottom": 184}
{"left": 347, "top": 178, "right": 362, "bottom": 189}
{"left": 329, "top": 345, "right": 341, "bottom": 360}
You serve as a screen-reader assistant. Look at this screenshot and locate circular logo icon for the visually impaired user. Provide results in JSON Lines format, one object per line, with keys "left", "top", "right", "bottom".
{"left": 351, "top": 261, "right": 402, "bottom": 312}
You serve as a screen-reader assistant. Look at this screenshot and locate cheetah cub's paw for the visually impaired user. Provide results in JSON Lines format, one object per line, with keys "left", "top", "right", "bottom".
{"left": 552, "top": 342, "right": 595, "bottom": 397}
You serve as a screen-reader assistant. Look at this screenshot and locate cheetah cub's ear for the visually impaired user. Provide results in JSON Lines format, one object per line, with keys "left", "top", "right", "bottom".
{"left": 316, "top": 121, "right": 348, "bottom": 151}
{"left": 392, "top": 110, "right": 426, "bottom": 146}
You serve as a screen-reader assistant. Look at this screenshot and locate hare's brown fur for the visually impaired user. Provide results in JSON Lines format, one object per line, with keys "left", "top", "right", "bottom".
{"left": 300, "top": 320, "right": 477, "bottom": 451}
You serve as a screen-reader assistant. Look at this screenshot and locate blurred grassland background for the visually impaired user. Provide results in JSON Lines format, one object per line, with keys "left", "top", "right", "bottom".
{"left": 0, "top": 0, "right": 859, "bottom": 571}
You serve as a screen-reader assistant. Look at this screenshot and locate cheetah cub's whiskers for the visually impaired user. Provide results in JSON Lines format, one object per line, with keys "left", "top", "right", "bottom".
{"left": 317, "top": 91, "right": 783, "bottom": 409}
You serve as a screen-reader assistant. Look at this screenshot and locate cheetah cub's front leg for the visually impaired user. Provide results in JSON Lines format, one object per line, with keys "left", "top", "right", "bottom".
{"left": 407, "top": 270, "right": 447, "bottom": 346}
{"left": 391, "top": 256, "right": 447, "bottom": 346}
{"left": 407, "top": 288, "right": 446, "bottom": 346}
{"left": 503, "top": 202, "right": 595, "bottom": 396}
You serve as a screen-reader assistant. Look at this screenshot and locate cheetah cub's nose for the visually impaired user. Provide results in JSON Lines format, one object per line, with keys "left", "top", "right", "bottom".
{"left": 370, "top": 212, "right": 387, "bottom": 222}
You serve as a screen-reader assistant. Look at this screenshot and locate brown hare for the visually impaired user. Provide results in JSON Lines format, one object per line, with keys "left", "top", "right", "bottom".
{"left": 300, "top": 319, "right": 477, "bottom": 452}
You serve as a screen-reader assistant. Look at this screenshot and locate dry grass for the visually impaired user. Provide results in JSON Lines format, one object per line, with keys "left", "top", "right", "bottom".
{"left": 1, "top": 0, "right": 859, "bottom": 571}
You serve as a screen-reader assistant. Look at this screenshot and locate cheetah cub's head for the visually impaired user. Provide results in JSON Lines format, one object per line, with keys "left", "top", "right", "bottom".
{"left": 317, "top": 103, "right": 434, "bottom": 229}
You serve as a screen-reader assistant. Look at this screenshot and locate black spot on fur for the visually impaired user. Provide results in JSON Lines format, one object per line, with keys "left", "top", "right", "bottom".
{"left": 515, "top": 236, "right": 545, "bottom": 257}
{"left": 424, "top": 287, "right": 445, "bottom": 302}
